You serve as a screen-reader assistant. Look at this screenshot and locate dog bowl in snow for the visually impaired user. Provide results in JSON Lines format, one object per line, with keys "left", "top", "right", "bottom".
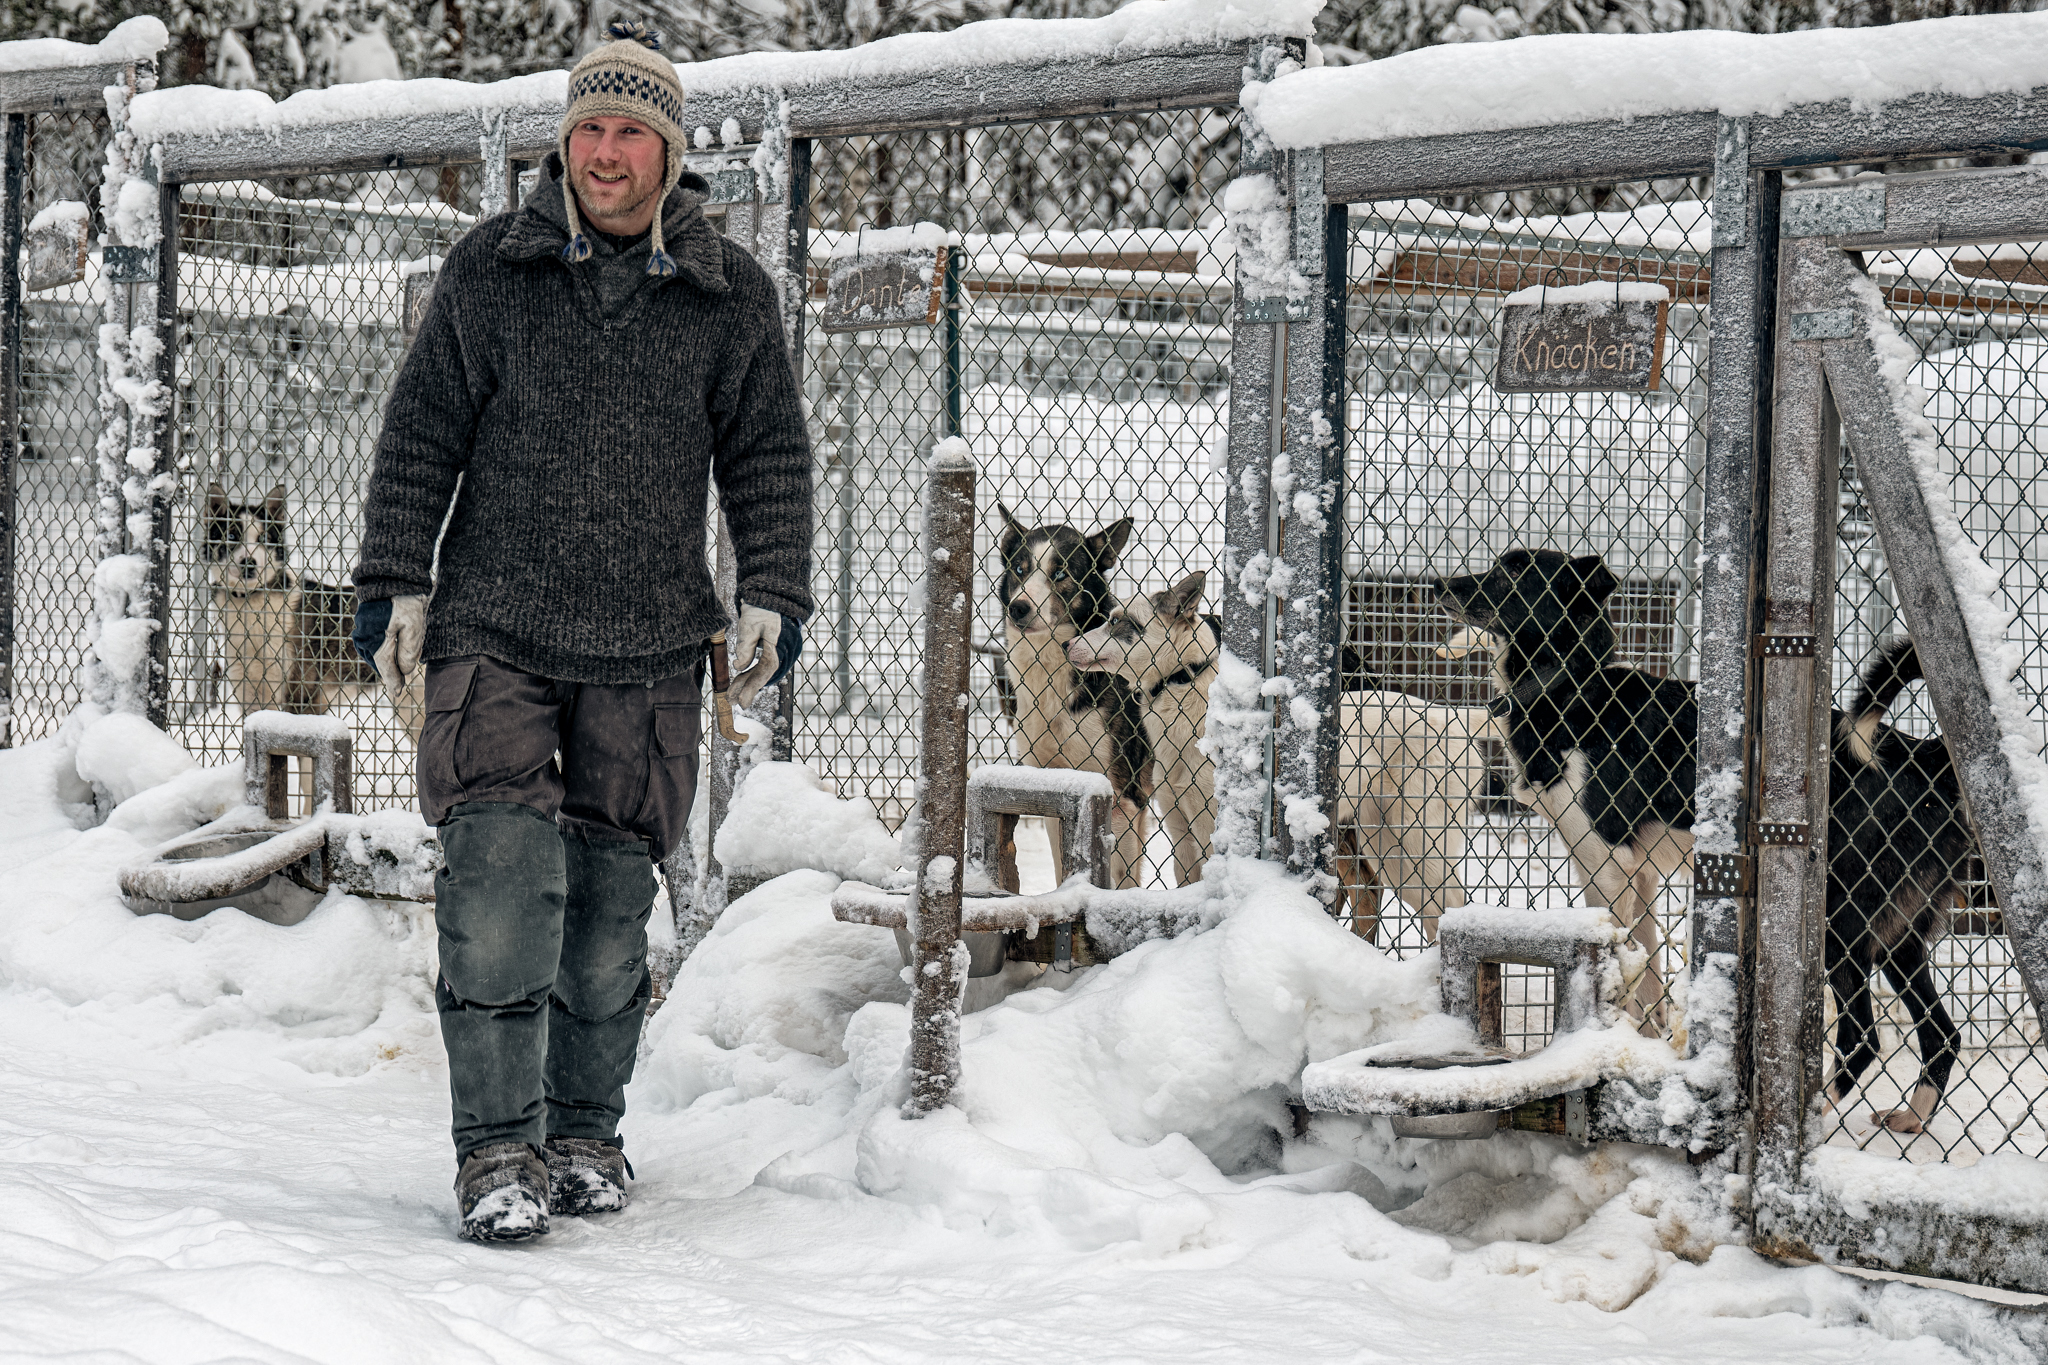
{"left": 1366, "top": 1046, "right": 1511, "bottom": 1141}
{"left": 122, "top": 828, "right": 325, "bottom": 927}
{"left": 891, "top": 927, "right": 1010, "bottom": 978}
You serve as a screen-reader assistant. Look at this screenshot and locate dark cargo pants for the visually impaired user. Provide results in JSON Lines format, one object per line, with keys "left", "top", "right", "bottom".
{"left": 421, "top": 653, "right": 701, "bottom": 1163}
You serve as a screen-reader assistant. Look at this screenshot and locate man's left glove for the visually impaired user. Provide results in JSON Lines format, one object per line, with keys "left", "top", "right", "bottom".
{"left": 352, "top": 594, "right": 427, "bottom": 703}
{"left": 730, "top": 602, "right": 801, "bottom": 709}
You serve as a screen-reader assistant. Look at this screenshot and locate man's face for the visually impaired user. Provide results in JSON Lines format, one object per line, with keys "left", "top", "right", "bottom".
{"left": 566, "top": 116, "right": 666, "bottom": 231}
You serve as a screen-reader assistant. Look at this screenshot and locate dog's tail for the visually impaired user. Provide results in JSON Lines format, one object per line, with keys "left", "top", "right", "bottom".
{"left": 1841, "top": 637, "right": 1922, "bottom": 767}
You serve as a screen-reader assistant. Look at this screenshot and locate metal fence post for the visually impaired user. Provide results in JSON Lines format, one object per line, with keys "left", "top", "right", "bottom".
{"left": 1213, "top": 39, "right": 1301, "bottom": 863}
{"left": 1272, "top": 155, "right": 1344, "bottom": 893}
{"left": 145, "top": 180, "right": 179, "bottom": 728}
{"left": 905, "top": 444, "right": 974, "bottom": 1117}
{"left": 0, "top": 113, "right": 22, "bottom": 747}
{"left": 1692, "top": 119, "right": 1778, "bottom": 1100}
{"left": 775, "top": 134, "right": 812, "bottom": 763}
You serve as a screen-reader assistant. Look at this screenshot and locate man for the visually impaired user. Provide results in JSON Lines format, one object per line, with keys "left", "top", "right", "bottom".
{"left": 350, "top": 20, "right": 812, "bottom": 1243}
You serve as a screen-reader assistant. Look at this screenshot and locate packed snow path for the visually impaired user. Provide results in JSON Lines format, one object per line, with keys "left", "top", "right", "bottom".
{"left": 0, "top": 718, "right": 2035, "bottom": 1362}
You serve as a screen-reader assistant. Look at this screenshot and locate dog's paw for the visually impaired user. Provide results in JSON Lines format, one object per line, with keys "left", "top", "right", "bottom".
{"left": 1870, "top": 1107, "right": 1926, "bottom": 1134}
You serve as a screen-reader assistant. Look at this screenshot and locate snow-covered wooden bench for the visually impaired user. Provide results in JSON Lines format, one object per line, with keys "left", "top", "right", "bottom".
{"left": 121, "top": 712, "right": 441, "bottom": 921}
{"left": 831, "top": 764, "right": 1214, "bottom": 970}
{"left": 1301, "top": 906, "right": 1628, "bottom": 1140}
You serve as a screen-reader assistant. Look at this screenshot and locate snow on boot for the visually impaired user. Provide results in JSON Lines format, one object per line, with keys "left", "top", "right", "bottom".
{"left": 457, "top": 1142, "right": 550, "bottom": 1242}
{"left": 545, "top": 1136, "right": 631, "bottom": 1215}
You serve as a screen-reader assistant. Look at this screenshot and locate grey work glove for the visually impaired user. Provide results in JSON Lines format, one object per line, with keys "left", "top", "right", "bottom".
{"left": 729, "top": 603, "right": 783, "bottom": 709}
{"left": 368, "top": 594, "right": 426, "bottom": 703}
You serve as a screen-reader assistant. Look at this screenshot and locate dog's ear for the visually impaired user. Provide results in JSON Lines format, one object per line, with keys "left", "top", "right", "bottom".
{"left": 1571, "top": 554, "right": 1618, "bottom": 604}
{"left": 1161, "top": 570, "right": 1206, "bottom": 622}
{"left": 263, "top": 485, "right": 288, "bottom": 520}
{"left": 995, "top": 501, "right": 1027, "bottom": 555}
{"left": 1089, "top": 516, "right": 1135, "bottom": 567}
{"left": 206, "top": 483, "right": 228, "bottom": 513}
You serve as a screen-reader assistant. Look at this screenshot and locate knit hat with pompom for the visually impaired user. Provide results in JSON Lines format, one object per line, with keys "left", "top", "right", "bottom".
{"left": 557, "top": 20, "right": 687, "bottom": 278}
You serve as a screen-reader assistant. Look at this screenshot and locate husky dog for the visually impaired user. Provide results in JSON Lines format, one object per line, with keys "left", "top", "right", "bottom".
{"left": 1439, "top": 550, "right": 1972, "bottom": 1112}
{"left": 994, "top": 502, "right": 1153, "bottom": 888}
{"left": 204, "top": 484, "right": 385, "bottom": 721}
{"left": 1066, "top": 572, "right": 1499, "bottom": 921}
{"left": 1826, "top": 638, "right": 1971, "bottom": 1133}
{"left": 1065, "top": 571, "right": 1217, "bottom": 886}
{"left": 1437, "top": 549, "right": 1697, "bottom": 1028}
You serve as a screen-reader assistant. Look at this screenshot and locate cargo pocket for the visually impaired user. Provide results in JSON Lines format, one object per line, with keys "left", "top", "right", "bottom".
{"left": 634, "top": 701, "right": 701, "bottom": 850}
{"left": 419, "top": 658, "right": 479, "bottom": 822}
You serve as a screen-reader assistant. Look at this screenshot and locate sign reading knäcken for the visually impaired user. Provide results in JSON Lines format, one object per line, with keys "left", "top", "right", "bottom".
{"left": 820, "top": 222, "right": 952, "bottom": 334}
{"left": 1493, "top": 284, "right": 1669, "bottom": 393}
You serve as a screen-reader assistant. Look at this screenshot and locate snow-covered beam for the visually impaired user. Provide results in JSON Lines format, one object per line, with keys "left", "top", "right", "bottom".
{"left": 0, "top": 61, "right": 142, "bottom": 114}
{"left": 148, "top": 47, "right": 1256, "bottom": 184}
{"left": 1318, "top": 87, "right": 2048, "bottom": 203}
{"left": 1783, "top": 164, "right": 2048, "bottom": 251}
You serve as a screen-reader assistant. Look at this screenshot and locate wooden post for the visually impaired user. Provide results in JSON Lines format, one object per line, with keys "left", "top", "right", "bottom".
{"left": 1748, "top": 237, "right": 1837, "bottom": 1242}
{"left": 905, "top": 444, "right": 975, "bottom": 1118}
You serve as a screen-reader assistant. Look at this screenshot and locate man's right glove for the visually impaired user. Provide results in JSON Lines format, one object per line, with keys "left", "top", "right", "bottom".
{"left": 352, "top": 594, "right": 427, "bottom": 703}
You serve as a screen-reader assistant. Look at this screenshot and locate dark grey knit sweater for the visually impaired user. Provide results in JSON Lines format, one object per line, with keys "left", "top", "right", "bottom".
{"left": 354, "top": 160, "right": 814, "bottom": 684}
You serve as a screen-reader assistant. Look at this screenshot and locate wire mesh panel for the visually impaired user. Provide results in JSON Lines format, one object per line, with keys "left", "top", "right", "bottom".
{"left": 796, "top": 113, "right": 1236, "bottom": 888}
{"left": 169, "top": 167, "right": 484, "bottom": 810}
{"left": 1816, "top": 235, "right": 2048, "bottom": 1164}
{"left": 12, "top": 108, "right": 110, "bottom": 742}
{"left": 1337, "top": 187, "right": 1713, "bottom": 1051}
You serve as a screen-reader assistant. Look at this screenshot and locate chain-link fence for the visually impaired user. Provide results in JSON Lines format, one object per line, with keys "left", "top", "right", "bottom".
{"left": 12, "top": 108, "right": 111, "bottom": 743}
{"left": 1334, "top": 185, "right": 1711, "bottom": 1051}
{"left": 795, "top": 111, "right": 1237, "bottom": 888}
{"left": 1816, "top": 236, "right": 2048, "bottom": 1165}
{"left": 168, "top": 168, "right": 485, "bottom": 810}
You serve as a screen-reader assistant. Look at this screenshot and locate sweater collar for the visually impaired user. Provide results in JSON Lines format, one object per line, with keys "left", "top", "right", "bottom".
{"left": 500, "top": 153, "right": 727, "bottom": 294}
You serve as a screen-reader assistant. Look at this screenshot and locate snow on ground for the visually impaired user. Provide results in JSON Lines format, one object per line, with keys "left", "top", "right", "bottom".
{"left": 0, "top": 714, "right": 2034, "bottom": 1362}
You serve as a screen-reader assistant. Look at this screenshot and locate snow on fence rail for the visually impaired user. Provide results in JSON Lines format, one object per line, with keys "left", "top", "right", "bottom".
{"left": 19, "top": 3, "right": 2048, "bottom": 1306}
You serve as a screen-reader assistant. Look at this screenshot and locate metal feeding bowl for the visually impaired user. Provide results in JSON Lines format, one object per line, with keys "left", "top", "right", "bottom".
{"left": 126, "top": 829, "right": 325, "bottom": 927}
{"left": 1366, "top": 1044, "right": 1512, "bottom": 1141}
{"left": 891, "top": 928, "right": 1011, "bottom": 979}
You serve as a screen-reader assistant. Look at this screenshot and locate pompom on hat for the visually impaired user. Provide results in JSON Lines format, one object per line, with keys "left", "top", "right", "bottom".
{"left": 558, "top": 20, "right": 687, "bottom": 278}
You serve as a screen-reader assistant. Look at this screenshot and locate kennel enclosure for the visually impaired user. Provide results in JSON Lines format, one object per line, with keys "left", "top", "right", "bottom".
{"left": 15, "top": 5, "right": 2048, "bottom": 1299}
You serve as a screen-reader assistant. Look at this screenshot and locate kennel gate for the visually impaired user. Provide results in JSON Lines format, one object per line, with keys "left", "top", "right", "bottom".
{"left": 1242, "top": 63, "right": 2048, "bottom": 1290}
{"left": 0, "top": 51, "right": 147, "bottom": 748}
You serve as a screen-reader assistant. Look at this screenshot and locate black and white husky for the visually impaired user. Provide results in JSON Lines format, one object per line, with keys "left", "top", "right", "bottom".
{"left": 203, "top": 484, "right": 378, "bottom": 717}
{"left": 1065, "top": 571, "right": 1218, "bottom": 887}
{"left": 1439, "top": 549, "right": 1973, "bottom": 1132}
{"left": 994, "top": 502, "right": 1154, "bottom": 887}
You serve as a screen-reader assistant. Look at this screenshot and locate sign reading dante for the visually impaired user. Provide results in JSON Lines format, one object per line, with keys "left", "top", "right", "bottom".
{"left": 819, "top": 222, "right": 953, "bottom": 334}
{"left": 1493, "top": 281, "right": 1670, "bottom": 393}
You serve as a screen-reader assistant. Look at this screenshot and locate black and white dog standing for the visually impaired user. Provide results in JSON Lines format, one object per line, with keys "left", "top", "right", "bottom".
{"left": 994, "top": 502, "right": 1154, "bottom": 887}
{"left": 1439, "top": 548, "right": 1972, "bottom": 1132}
{"left": 1437, "top": 549, "right": 1695, "bottom": 1027}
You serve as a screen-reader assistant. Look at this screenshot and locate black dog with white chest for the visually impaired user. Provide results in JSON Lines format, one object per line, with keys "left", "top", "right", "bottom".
{"left": 1437, "top": 549, "right": 1695, "bottom": 1027}
{"left": 1439, "top": 548, "right": 1972, "bottom": 1132}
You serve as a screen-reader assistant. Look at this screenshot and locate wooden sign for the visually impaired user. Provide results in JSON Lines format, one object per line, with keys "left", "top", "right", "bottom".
{"left": 1494, "top": 295, "right": 1668, "bottom": 393}
{"left": 819, "top": 226, "right": 949, "bottom": 334}
{"left": 24, "top": 201, "right": 88, "bottom": 292}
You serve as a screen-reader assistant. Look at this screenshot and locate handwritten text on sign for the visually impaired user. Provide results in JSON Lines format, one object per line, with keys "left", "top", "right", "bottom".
{"left": 1494, "top": 299, "right": 1668, "bottom": 393}
{"left": 820, "top": 248, "right": 946, "bottom": 334}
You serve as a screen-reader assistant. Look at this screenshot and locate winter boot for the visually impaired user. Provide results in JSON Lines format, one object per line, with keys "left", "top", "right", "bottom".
{"left": 457, "top": 1142, "right": 550, "bottom": 1242}
{"left": 545, "top": 1135, "right": 632, "bottom": 1215}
